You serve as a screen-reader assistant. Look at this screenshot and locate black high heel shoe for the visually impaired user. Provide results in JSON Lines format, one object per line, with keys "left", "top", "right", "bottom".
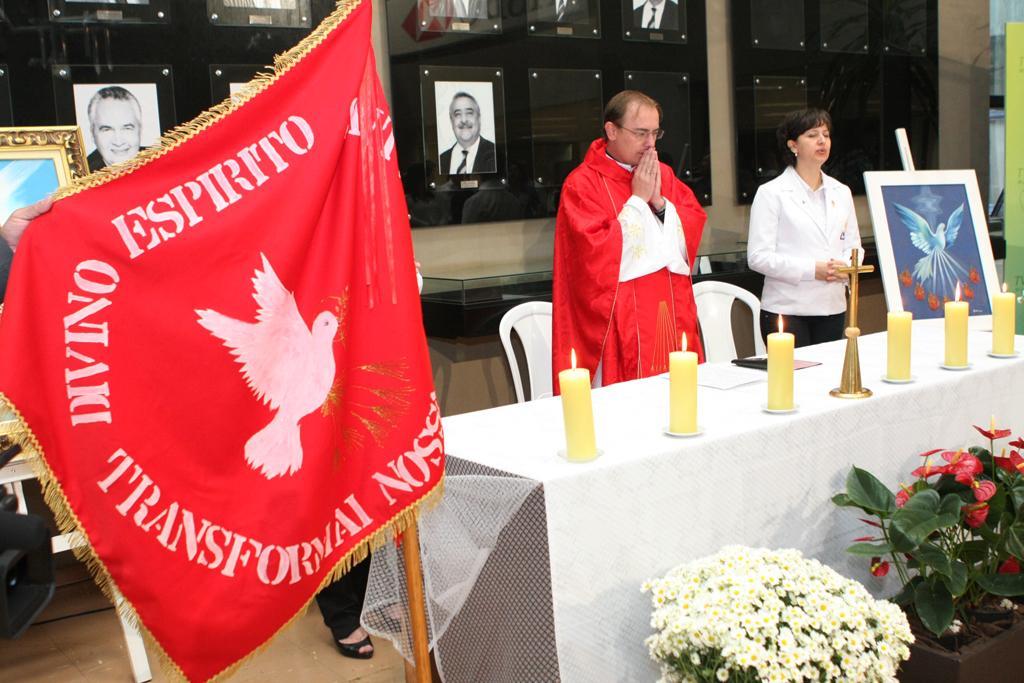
{"left": 335, "top": 634, "right": 374, "bottom": 660}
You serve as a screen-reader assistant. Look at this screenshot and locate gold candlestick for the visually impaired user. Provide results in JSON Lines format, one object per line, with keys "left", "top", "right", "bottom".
{"left": 830, "top": 249, "right": 875, "bottom": 399}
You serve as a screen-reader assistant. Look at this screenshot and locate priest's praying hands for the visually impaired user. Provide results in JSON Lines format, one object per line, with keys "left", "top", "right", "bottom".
{"left": 631, "top": 148, "right": 665, "bottom": 211}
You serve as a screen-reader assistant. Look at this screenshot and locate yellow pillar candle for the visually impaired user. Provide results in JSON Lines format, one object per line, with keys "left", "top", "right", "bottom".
{"left": 669, "top": 334, "right": 698, "bottom": 433}
{"left": 886, "top": 311, "right": 912, "bottom": 380}
{"left": 767, "top": 315, "right": 794, "bottom": 410}
{"left": 992, "top": 283, "right": 1016, "bottom": 356}
{"left": 944, "top": 284, "right": 969, "bottom": 367}
{"left": 559, "top": 349, "right": 597, "bottom": 461}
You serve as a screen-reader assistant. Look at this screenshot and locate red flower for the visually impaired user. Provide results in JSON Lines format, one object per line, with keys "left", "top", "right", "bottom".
{"left": 1010, "top": 437, "right": 1024, "bottom": 450}
{"left": 900, "top": 269, "right": 913, "bottom": 287}
{"left": 914, "top": 284, "right": 925, "bottom": 301}
{"left": 975, "top": 424, "right": 1013, "bottom": 441}
{"left": 964, "top": 502, "right": 990, "bottom": 528}
{"left": 994, "top": 450, "right": 1024, "bottom": 475}
{"left": 969, "top": 267, "right": 981, "bottom": 284}
{"left": 999, "top": 558, "right": 1021, "bottom": 574}
{"left": 911, "top": 462, "right": 951, "bottom": 478}
{"left": 896, "top": 483, "right": 914, "bottom": 508}
{"left": 943, "top": 450, "right": 983, "bottom": 480}
{"left": 970, "top": 479, "right": 997, "bottom": 502}
{"left": 928, "top": 293, "right": 941, "bottom": 310}
{"left": 870, "top": 557, "right": 890, "bottom": 577}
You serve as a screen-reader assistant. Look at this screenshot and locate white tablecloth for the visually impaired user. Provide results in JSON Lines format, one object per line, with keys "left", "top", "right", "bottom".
{"left": 367, "top": 319, "right": 1024, "bottom": 682}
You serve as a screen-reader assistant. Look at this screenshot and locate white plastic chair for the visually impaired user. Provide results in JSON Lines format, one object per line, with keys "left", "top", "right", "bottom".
{"left": 498, "top": 301, "right": 553, "bottom": 403}
{"left": 692, "top": 281, "right": 766, "bottom": 363}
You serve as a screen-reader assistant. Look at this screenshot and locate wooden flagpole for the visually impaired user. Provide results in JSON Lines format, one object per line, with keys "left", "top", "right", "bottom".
{"left": 402, "top": 521, "right": 432, "bottom": 683}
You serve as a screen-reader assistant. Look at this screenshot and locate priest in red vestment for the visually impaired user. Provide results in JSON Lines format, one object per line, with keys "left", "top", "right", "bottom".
{"left": 553, "top": 90, "right": 706, "bottom": 391}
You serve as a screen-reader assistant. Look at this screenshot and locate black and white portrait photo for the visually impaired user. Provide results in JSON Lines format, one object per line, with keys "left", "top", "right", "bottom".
{"left": 421, "top": 0, "right": 487, "bottom": 20}
{"left": 50, "top": 0, "right": 172, "bottom": 24}
{"left": 537, "top": 0, "right": 589, "bottom": 24}
{"left": 72, "top": 83, "right": 161, "bottom": 172}
{"left": 206, "top": 0, "right": 311, "bottom": 27}
{"left": 631, "top": 0, "right": 679, "bottom": 31}
{"left": 220, "top": 0, "right": 297, "bottom": 7}
{"left": 434, "top": 82, "right": 497, "bottom": 176}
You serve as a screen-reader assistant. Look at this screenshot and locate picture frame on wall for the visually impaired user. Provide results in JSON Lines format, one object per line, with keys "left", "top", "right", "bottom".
{"left": 207, "top": 0, "right": 312, "bottom": 28}
{"left": 622, "top": 0, "right": 686, "bottom": 44}
{"left": 0, "top": 66, "right": 11, "bottom": 127}
{"left": 0, "top": 126, "right": 88, "bottom": 226}
{"left": 48, "top": 0, "right": 172, "bottom": 24}
{"left": 51, "top": 64, "right": 176, "bottom": 174}
{"left": 528, "top": 68, "right": 604, "bottom": 188}
{"left": 419, "top": 66, "right": 506, "bottom": 191}
{"left": 209, "top": 64, "right": 264, "bottom": 104}
{"left": 865, "top": 169, "right": 999, "bottom": 319}
{"left": 527, "top": 0, "right": 600, "bottom": 39}
{"left": 415, "top": 0, "right": 502, "bottom": 35}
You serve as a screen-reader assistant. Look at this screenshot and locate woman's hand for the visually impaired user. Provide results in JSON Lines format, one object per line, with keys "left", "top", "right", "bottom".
{"left": 815, "top": 259, "right": 850, "bottom": 282}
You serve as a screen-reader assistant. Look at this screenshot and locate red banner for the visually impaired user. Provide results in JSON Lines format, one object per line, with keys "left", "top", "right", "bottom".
{"left": 0, "top": 2, "right": 443, "bottom": 680}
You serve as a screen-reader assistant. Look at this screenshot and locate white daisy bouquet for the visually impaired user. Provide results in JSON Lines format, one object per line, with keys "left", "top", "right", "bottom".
{"left": 642, "top": 546, "right": 912, "bottom": 683}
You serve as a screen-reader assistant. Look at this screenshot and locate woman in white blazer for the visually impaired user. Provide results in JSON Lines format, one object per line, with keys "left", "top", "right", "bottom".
{"left": 746, "top": 108, "right": 861, "bottom": 348}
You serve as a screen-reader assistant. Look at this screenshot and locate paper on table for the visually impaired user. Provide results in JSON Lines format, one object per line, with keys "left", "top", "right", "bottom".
{"left": 661, "top": 362, "right": 765, "bottom": 390}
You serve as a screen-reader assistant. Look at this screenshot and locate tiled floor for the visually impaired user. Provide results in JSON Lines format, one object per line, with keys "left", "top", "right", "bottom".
{"left": 0, "top": 565, "right": 407, "bottom": 683}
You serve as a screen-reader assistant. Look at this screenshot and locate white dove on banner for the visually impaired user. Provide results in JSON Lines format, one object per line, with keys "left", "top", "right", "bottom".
{"left": 893, "top": 201, "right": 969, "bottom": 300}
{"left": 196, "top": 253, "right": 338, "bottom": 479}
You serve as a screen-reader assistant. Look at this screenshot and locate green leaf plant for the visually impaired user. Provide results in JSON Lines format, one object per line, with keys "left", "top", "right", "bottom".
{"left": 834, "top": 422, "right": 1024, "bottom": 637}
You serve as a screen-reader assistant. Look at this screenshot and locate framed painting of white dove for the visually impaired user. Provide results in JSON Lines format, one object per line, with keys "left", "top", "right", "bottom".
{"left": 865, "top": 170, "right": 999, "bottom": 320}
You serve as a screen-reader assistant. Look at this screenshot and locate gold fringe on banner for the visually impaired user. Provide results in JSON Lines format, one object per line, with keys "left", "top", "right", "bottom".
{"left": 2, "top": 390, "right": 445, "bottom": 682}
{"left": 3, "top": 0, "right": 448, "bottom": 679}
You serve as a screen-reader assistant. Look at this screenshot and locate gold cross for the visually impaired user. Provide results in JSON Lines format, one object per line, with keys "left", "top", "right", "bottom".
{"left": 835, "top": 249, "right": 874, "bottom": 329}
{"left": 830, "top": 248, "right": 875, "bottom": 399}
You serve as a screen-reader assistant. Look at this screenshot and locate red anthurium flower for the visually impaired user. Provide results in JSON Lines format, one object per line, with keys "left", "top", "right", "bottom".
{"left": 964, "top": 502, "right": 990, "bottom": 529}
{"left": 895, "top": 484, "right": 914, "bottom": 508}
{"left": 994, "top": 450, "right": 1024, "bottom": 475}
{"left": 970, "top": 479, "right": 997, "bottom": 502}
{"left": 870, "top": 557, "right": 890, "bottom": 577}
{"left": 943, "top": 450, "right": 983, "bottom": 480}
{"left": 918, "top": 448, "right": 944, "bottom": 458}
{"left": 911, "top": 461, "right": 951, "bottom": 478}
{"left": 974, "top": 424, "right": 1013, "bottom": 441}
{"left": 999, "top": 557, "right": 1021, "bottom": 574}
{"left": 1010, "top": 437, "right": 1024, "bottom": 450}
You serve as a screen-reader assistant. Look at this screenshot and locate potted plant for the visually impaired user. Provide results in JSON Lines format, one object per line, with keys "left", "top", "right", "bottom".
{"left": 642, "top": 545, "right": 912, "bottom": 682}
{"left": 833, "top": 421, "right": 1024, "bottom": 681}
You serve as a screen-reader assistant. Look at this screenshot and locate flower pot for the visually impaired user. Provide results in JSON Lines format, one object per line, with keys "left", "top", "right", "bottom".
{"left": 900, "top": 615, "right": 1024, "bottom": 682}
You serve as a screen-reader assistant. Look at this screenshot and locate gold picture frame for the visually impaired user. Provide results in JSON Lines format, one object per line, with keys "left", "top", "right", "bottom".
{"left": 0, "top": 126, "right": 87, "bottom": 226}
{"left": 0, "top": 125, "right": 89, "bottom": 182}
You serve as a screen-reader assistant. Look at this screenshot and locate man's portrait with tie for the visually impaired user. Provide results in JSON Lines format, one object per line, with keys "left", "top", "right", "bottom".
{"left": 422, "top": 0, "right": 488, "bottom": 20}
{"left": 537, "top": 0, "right": 590, "bottom": 25}
{"left": 434, "top": 82, "right": 497, "bottom": 176}
{"left": 631, "top": 0, "right": 680, "bottom": 31}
